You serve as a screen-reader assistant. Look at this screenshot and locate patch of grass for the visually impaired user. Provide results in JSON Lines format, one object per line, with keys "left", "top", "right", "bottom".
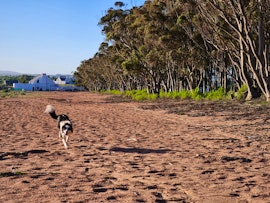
{"left": 0, "top": 89, "right": 26, "bottom": 98}
{"left": 0, "top": 89, "right": 39, "bottom": 99}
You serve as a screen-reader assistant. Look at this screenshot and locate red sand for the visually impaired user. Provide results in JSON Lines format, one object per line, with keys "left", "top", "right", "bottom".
{"left": 1, "top": 92, "right": 270, "bottom": 202}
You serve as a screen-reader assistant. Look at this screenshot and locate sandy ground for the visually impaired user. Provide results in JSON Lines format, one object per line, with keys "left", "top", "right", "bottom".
{"left": 1, "top": 92, "right": 270, "bottom": 203}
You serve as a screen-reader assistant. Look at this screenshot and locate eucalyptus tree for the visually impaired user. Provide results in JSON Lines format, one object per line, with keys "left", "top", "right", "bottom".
{"left": 168, "top": 0, "right": 231, "bottom": 93}
{"left": 74, "top": 42, "right": 128, "bottom": 91}
{"left": 98, "top": 2, "right": 149, "bottom": 90}
{"left": 195, "top": 0, "right": 270, "bottom": 100}
{"left": 98, "top": 1, "right": 166, "bottom": 94}
{"left": 133, "top": 0, "right": 172, "bottom": 94}
{"left": 74, "top": 59, "right": 94, "bottom": 90}
{"left": 123, "top": 0, "right": 209, "bottom": 93}
{"left": 75, "top": 0, "right": 269, "bottom": 100}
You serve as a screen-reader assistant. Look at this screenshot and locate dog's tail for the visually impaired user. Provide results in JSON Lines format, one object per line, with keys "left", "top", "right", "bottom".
{"left": 44, "top": 105, "right": 58, "bottom": 119}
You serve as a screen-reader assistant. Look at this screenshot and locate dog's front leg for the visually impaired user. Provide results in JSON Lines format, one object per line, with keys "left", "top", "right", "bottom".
{"left": 65, "top": 135, "right": 69, "bottom": 143}
{"left": 62, "top": 137, "right": 68, "bottom": 149}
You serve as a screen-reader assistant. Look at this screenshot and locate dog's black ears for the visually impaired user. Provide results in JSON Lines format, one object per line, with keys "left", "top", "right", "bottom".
{"left": 63, "top": 124, "right": 73, "bottom": 133}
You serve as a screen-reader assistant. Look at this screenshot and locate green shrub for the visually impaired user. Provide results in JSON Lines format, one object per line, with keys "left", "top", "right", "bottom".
{"left": 125, "top": 90, "right": 138, "bottom": 99}
{"left": 0, "top": 89, "right": 28, "bottom": 98}
{"left": 121, "top": 86, "right": 243, "bottom": 101}
{"left": 160, "top": 91, "right": 182, "bottom": 99}
{"left": 147, "top": 93, "right": 158, "bottom": 100}
{"left": 226, "top": 90, "right": 235, "bottom": 100}
{"left": 206, "top": 87, "right": 226, "bottom": 100}
{"left": 235, "top": 85, "right": 247, "bottom": 100}
{"left": 108, "top": 90, "right": 122, "bottom": 95}
{"left": 159, "top": 90, "right": 170, "bottom": 98}
{"left": 190, "top": 87, "right": 203, "bottom": 100}
{"left": 100, "top": 89, "right": 124, "bottom": 96}
{"left": 158, "top": 88, "right": 203, "bottom": 100}
{"left": 125, "top": 89, "right": 158, "bottom": 101}
{"left": 179, "top": 90, "right": 191, "bottom": 99}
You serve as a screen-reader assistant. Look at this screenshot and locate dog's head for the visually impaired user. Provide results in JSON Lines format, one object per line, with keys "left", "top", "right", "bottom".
{"left": 61, "top": 123, "right": 73, "bottom": 135}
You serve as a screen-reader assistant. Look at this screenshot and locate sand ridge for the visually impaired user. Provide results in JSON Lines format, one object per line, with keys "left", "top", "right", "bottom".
{"left": 0, "top": 92, "right": 270, "bottom": 202}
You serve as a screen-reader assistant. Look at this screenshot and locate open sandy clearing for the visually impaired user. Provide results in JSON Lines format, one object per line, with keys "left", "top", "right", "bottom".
{"left": 1, "top": 92, "right": 270, "bottom": 203}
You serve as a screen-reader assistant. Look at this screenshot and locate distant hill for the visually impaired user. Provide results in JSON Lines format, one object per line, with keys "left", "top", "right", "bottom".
{"left": 0, "top": 71, "right": 22, "bottom": 76}
{"left": 0, "top": 71, "right": 74, "bottom": 77}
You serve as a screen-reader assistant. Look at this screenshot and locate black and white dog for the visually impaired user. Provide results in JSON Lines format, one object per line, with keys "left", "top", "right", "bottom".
{"left": 45, "top": 105, "right": 73, "bottom": 149}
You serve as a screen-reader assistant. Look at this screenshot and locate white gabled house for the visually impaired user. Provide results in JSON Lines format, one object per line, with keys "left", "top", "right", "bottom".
{"left": 55, "top": 75, "right": 74, "bottom": 85}
{"left": 13, "top": 73, "right": 59, "bottom": 91}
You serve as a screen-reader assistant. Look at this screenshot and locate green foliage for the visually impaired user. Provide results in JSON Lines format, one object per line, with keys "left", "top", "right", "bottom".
{"left": 18, "top": 75, "right": 34, "bottom": 83}
{"left": 160, "top": 88, "right": 203, "bottom": 100}
{"left": 0, "top": 89, "right": 26, "bottom": 98}
{"left": 75, "top": 0, "right": 270, "bottom": 101}
{"left": 101, "top": 89, "right": 123, "bottom": 95}
{"left": 160, "top": 91, "right": 180, "bottom": 99}
{"left": 0, "top": 76, "right": 17, "bottom": 84}
{"left": 0, "top": 75, "right": 33, "bottom": 84}
{"left": 190, "top": 87, "right": 203, "bottom": 100}
{"left": 226, "top": 90, "right": 235, "bottom": 100}
{"left": 109, "top": 90, "right": 122, "bottom": 95}
{"left": 125, "top": 89, "right": 158, "bottom": 101}
{"left": 178, "top": 90, "right": 191, "bottom": 99}
{"left": 160, "top": 87, "right": 227, "bottom": 101}
{"left": 160, "top": 90, "right": 191, "bottom": 99}
{"left": 100, "top": 86, "right": 252, "bottom": 102}
{"left": 235, "top": 85, "right": 247, "bottom": 100}
{"left": 205, "top": 87, "right": 226, "bottom": 100}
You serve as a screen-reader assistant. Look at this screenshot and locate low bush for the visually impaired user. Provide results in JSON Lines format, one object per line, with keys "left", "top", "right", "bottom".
{"left": 0, "top": 89, "right": 26, "bottom": 98}
{"left": 205, "top": 87, "right": 226, "bottom": 100}
{"left": 190, "top": 87, "right": 203, "bottom": 100}
{"left": 103, "top": 89, "right": 123, "bottom": 95}
{"left": 235, "top": 85, "right": 247, "bottom": 100}
{"left": 125, "top": 89, "right": 157, "bottom": 101}
{"left": 104, "top": 86, "right": 251, "bottom": 102}
{"left": 160, "top": 88, "right": 203, "bottom": 100}
{"left": 160, "top": 91, "right": 181, "bottom": 99}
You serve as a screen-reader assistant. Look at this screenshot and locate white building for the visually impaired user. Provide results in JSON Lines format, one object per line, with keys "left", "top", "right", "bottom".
{"left": 13, "top": 73, "right": 59, "bottom": 91}
{"left": 55, "top": 75, "right": 74, "bottom": 85}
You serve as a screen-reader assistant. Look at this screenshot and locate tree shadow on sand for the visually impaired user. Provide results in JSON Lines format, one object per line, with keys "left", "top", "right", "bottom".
{"left": 0, "top": 149, "right": 49, "bottom": 160}
{"left": 110, "top": 147, "right": 172, "bottom": 154}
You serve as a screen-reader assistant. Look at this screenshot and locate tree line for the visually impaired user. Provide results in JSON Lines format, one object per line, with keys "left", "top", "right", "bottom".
{"left": 74, "top": 0, "right": 270, "bottom": 101}
{"left": 0, "top": 75, "right": 34, "bottom": 85}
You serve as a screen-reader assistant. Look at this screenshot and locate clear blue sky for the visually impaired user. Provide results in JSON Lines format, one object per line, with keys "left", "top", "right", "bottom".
{"left": 0, "top": 0, "right": 145, "bottom": 75}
